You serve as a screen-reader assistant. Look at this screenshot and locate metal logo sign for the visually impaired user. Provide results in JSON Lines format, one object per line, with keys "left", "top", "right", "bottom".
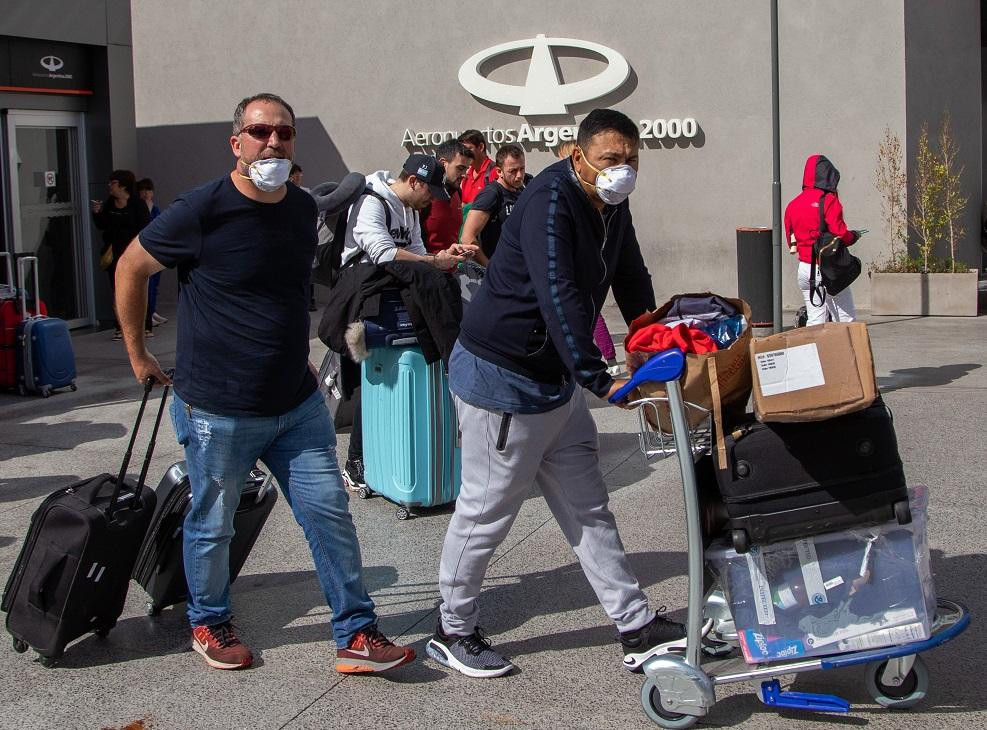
{"left": 40, "top": 55, "right": 64, "bottom": 72}
{"left": 458, "top": 35, "right": 630, "bottom": 115}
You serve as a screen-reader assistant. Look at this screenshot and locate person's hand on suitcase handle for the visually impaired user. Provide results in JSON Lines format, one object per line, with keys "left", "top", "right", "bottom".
{"left": 129, "top": 350, "right": 172, "bottom": 387}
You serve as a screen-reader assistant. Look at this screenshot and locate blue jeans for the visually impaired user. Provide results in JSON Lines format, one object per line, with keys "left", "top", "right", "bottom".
{"left": 170, "top": 388, "right": 377, "bottom": 646}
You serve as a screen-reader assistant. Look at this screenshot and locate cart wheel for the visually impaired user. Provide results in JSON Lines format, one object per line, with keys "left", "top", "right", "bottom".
{"left": 145, "top": 602, "right": 162, "bottom": 617}
{"left": 894, "top": 500, "right": 911, "bottom": 525}
{"left": 12, "top": 638, "right": 28, "bottom": 654}
{"left": 38, "top": 655, "right": 58, "bottom": 668}
{"left": 731, "top": 529, "right": 750, "bottom": 554}
{"left": 94, "top": 625, "right": 111, "bottom": 638}
{"left": 641, "top": 678, "right": 698, "bottom": 728}
{"left": 865, "top": 655, "right": 928, "bottom": 709}
{"left": 17, "top": 385, "right": 26, "bottom": 396}
{"left": 396, "top": 507, "right": 411, "bottom": 520}
{"left": 41, "top": 388, "right": 51, "bottom": 398}
{"left": 70, "top": 383, "right": 77, "bottom": 392}
{"left": 358, "top": 486, "right": 372, "bottom": 500}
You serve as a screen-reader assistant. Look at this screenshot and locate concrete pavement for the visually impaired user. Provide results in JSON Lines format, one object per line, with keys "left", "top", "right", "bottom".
{"left": 0, "top": 290, "right": 985, "bottom": 730}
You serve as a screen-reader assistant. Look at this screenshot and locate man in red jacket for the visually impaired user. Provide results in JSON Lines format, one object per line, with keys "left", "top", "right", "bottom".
{"left": 784, "top": 154, "right": 860, "bottom": 325}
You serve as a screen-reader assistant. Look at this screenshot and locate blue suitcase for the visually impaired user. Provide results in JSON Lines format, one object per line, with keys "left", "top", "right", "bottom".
{"left": 363, "top": 289, "right": 416, "bottom": 349}
{"left": 361, "top": 345, "right": 461, "bottom": 519}
{"left": 16, "top": 256, "right": 76, "bottom": 397}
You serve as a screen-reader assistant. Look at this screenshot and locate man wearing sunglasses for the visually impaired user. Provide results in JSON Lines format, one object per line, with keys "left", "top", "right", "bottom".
{"left": 113, "top": 92, "right": 416, "bottom": 675}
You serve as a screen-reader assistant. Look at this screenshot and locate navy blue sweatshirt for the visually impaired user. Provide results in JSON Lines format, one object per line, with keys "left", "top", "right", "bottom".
{"left": 458, "top": 159, "right": 656, "bottom": 398}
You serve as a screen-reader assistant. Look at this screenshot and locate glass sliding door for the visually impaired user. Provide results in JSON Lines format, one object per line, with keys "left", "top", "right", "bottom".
{"left": 4, "top": 111, "right": 93, "bottom": 328}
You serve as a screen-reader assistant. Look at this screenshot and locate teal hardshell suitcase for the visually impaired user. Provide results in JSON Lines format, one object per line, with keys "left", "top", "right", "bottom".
{"left": 361, "top": 345, "right": 460, "bottom": 519}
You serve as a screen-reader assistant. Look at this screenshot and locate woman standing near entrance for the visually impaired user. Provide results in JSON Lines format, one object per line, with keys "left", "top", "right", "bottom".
{"left": 92, "top": 169, "right": 150, "bottom": 339}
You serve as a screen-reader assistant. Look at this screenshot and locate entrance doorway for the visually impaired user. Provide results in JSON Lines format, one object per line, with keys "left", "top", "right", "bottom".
{"left": 2, "top": 110, "right": 93, "bottom": 328}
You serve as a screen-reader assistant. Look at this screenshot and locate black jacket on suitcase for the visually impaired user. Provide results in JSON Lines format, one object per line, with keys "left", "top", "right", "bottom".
{"left": 2, "top": 379, "right": 168, "bottom": 663}
{"left": 713, "top": 398, "right": 910, "bottom": 553}
{"left": 133, "top": 461, "right": 277, "bottom": 616}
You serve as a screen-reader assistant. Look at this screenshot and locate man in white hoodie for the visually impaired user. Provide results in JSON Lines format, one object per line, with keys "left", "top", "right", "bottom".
{"left": 340, "top": 154, "right": 473, "bottom": 269}
{"left": 340, "top": 153, "right": 473, "bottom": 490}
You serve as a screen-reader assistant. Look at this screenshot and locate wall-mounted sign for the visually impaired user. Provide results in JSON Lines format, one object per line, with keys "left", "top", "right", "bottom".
{"left": 403, "top": 35, "right": 700, "bottom": 151}
{"left": 0, "top": 36, "right": 93, "bottom": 95}
{"left": 403, "top": 118, "right": 698, "bottom": 149}
{"left": 459, "top": 34, "right": 630, "bottom": 115}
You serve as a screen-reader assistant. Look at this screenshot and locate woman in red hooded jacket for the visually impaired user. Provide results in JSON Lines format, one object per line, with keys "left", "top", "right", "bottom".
{"left": 784, "top": 155, "right": 860, "bottom": 325}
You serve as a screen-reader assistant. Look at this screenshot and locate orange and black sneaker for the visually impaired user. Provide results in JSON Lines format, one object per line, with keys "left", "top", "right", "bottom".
{"left": 191, "top": 622, "right": 253, "bottom": 670}
{"left": 336, "top": 624, "right": 416, "bottom": 674}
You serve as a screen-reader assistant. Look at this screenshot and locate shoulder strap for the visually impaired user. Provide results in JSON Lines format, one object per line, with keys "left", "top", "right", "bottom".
{"left": 809, "top": 192, "right": 827, "bottom": 306}
{"left": 362, "top": 188, "right": 392, "bottom": 231}
{"left": 484, "top": 163, "right": 496, "bottom": 185}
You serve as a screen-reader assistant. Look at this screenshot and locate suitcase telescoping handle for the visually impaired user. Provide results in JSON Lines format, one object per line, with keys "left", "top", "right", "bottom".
{"left": 109, "top": 374, "right": 172, "bottom": 516}
{"left": 17, "top": 256, "right": 41, "bottom": 318}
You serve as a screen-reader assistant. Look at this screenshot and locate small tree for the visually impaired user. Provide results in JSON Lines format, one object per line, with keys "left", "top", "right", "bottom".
{"left": 909, "top": 122, "right": 947, "bottom": 273}
{"left": 874, "top": 127, "right": 907, "bottom": 268}
{"left": 937, "top": 110, "right": 968, "bottom": 272}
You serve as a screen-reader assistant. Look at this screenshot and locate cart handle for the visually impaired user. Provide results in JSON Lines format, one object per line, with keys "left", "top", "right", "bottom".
{"left": 609, "top": 348, "right": 685, "bottom": 404}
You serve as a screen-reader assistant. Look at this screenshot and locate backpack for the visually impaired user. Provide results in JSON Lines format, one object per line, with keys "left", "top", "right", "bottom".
{"left": 315, "top": 188, "right": 391, "bottom": 285}
{"left": 809, "top": 192, "right": 861, "bottom": 305}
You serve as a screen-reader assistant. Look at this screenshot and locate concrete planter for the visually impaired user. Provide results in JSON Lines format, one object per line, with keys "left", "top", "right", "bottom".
{"left": 869, "top": 270, "right": 979, "bottom": 316}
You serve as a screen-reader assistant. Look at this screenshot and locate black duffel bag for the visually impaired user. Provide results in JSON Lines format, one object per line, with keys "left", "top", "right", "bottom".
{"left": 810, "top": 192, "right": 861, "bottom": 305}
{"left": 712, "top": 397, "right": 910, "bottom": 553}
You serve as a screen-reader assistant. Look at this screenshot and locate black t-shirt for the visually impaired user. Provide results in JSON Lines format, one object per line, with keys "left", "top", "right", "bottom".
{"left": 139, "top": 174, "right": 318, "bottom": 416}
{"left": 92, "top": 197, "right": 151, "bottom": 258}
{"left": 470, "top": 176, "right": 531, "bottom": 259}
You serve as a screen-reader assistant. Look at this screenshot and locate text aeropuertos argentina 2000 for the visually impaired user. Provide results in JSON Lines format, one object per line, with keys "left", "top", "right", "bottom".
{"left": 402, "top": 118, "right": 699, "bottom": 148}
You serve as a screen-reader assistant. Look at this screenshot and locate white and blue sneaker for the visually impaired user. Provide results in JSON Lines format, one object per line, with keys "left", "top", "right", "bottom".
{"left": 426, "top": 622, "right": 514, "bottom": 678}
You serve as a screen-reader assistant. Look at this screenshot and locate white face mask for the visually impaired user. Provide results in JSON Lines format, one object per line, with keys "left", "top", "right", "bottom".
{"left": 241, "top": 157, "right": 293, "bottom": 192}
{"left": 577, "top": 149, "right": 637, "bottom": 205}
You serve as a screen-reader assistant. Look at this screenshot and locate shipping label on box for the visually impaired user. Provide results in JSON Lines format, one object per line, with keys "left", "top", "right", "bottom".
{"left": 754, "top": 344, "right": 826, "bottom": 396}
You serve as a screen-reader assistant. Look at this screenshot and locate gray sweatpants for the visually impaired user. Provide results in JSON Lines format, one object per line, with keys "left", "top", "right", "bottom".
{"left": 438, "top": 387, "right": 654, "bottom": 636}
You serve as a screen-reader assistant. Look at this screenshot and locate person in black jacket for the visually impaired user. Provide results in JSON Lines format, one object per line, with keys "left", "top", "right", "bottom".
{"left": 426, "top": 109, "right": 685, "bottom": 678}
{"left": 91, "top": 169, "right": 151, "bottom": 338}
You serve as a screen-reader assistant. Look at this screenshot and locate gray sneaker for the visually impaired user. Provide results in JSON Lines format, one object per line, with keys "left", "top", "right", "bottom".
{"left": 426, "top": 622, "right": 514, "bottom": 678}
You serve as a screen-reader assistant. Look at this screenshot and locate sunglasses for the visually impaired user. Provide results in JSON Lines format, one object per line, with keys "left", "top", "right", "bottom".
{"left": 239, "top": 123, "right": 296, "bottom": 141}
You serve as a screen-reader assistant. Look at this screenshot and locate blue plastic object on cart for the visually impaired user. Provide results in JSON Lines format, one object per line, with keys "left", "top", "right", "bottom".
{"left": 758, "top": 679, "right": 850, "bottom": 713}
{"left": 608, "top": 348, "right": 685, "bottom": 404}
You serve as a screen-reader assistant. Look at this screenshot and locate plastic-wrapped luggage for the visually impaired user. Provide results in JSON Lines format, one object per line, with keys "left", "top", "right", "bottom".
{"left": 707, "top": 487, "right": 935, "bottom": 664}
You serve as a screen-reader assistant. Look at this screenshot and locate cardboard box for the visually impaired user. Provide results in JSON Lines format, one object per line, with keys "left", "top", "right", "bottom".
{"left": 750, "top": 322, "right": 877, "bottom": 422}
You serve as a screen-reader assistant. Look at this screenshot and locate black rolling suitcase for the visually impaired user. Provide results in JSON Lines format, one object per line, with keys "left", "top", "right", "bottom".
{"left": 133, "top": 461, "right": 277, "bottom": 616}
{"left": 714, "top": 397, "right": 911, "bottom": 553}
{"left": 2, "top": 378, "right": 169, "bottom": 665}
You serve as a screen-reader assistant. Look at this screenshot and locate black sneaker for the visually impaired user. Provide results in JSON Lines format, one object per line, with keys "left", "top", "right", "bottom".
{"left": 426, "top": 621, "right": 514, "bottom": 678}
{"left": 342, "top": 458, "right": 366, "bottom": 492}
{"left": 619, "top": 608, "right": 686, "bottom": 672}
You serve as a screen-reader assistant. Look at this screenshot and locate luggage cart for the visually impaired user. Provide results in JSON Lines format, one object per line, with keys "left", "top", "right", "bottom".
{"left": 611, "top": 348, "right": 971, "bottom": 728}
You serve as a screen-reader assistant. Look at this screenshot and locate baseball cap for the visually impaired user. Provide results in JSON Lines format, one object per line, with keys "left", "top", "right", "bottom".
{"left": 402, "top": 154, "right": 450, "bottom": 201}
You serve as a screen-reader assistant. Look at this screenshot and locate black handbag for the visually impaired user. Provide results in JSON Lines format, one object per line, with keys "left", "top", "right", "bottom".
{"left": 810, "top": 192, "right": 861, "bottom": 305}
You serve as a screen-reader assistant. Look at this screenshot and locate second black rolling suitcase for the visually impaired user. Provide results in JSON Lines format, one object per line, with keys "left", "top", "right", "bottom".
{"left": 714, "top": 398, "right": 910, "bottom": 553}
{"left": 132, "top": 461, "right": 277, "bottom": 616}
{"left": 2, "top": 378, "right": 168, "bottom": 665}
